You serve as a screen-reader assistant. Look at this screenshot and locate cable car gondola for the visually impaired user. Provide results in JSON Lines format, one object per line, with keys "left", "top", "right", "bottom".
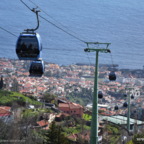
{"left": 98, "top": 91, "right": 103, "bottom": 99}
{"left": 109, "top": 71, "right": 116, "bottom": 81}
{"left": 123, "top": 102, "right": 128, "bottom": 108}
{"left": 16, "top": 32, "right": 42, "bottom": 60}
{"left": 131, "top": 95, "right": 134, "bottom": 99}
{"left": 114, "top": 105, "right": 119, "bottom": 110}
{"left": 29, "top": 59, "right": 44, "bottom": 77}
{"left": 124, "top": 94, "right": 127, "bottom": 97}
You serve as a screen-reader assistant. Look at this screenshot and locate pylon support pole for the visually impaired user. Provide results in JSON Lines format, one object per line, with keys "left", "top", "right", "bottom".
{"left": 84, "top": 42, "right": 111, "bottom": 144}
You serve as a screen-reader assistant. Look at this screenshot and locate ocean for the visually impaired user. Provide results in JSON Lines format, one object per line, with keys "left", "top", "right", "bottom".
{"left": 0, "top": 0, "right": 144, "bottom": 69}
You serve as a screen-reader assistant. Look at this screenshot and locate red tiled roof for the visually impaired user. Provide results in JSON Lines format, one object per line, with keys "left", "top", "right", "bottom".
{"left": 0, "top": 113, "right": 11, "bottom": 116}
{"left": 56, "top": 113, "right": 69, "bottom": 118}
{"left": 0, "top": 106, "right": 11, "bottom": 116}
{"left": 37, "top": 120, "right": 48, "bottom": 127}
{"left": 59, "top": 102, "right": 83, "bottom": 109}
{"left": 99, "top": 108, "right": 107, "bottom": 111}
{"left": 0, "top": 106, "right": 11, "bottom": 111}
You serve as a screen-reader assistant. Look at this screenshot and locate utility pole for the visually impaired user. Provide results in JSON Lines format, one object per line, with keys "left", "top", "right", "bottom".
{"left": 84, "top": 42, "right": 111, "bottom": 144}
{"left": 125, "top": 87, "right": 134, "bottom": 133}
{"left": 127, "top": 91, "right": 131, "bottom": 132}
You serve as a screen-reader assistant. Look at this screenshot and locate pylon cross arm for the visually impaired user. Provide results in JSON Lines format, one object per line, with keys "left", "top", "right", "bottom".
{"left": 84, "top": 48, "right": 111, "bottom": 53}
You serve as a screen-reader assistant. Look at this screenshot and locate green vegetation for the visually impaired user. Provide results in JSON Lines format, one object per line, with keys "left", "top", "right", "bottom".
{"left": 109, "top": 135, "right": 119, "bottom": 143}
{"left": 103, "top": 124, "right": 121, "bottom": 144}
{"left": 127, "top": 133, "right": 144, "bottom": 144}
{"left": 22, "top": 108, "right": 51, "bottom": 118}
{"left": 0, "top": 90, "right": 41, "bottom": 106}
{"left": 62, "top": 124, "right": 90, "bottom": 137}
{"left": 66, "top": 95, "right": 85, "bottom": 106}
{"left": 59, "top": 116, "right": 91, "bottom": 138}
{"left": 106, "top": 124, "right": 120, "bottom": 135}
{"left": 66, "top": 87, "right": 93, "bottom": 106}
{"left": 42, "top": 122, "right": 70, "bottom": 144}
{"left": 82, "top": 113, "right": 92, "bottom": 121}
{"left": 63, "top": 126, "right": 81, "bottom": 136}
{"left": 43, "top": 93, "right": 58, "bottom": 106}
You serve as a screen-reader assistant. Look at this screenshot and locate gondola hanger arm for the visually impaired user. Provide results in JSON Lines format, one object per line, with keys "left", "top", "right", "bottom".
{"left": 20, "top": 0, "right": 40, "bottom": 32}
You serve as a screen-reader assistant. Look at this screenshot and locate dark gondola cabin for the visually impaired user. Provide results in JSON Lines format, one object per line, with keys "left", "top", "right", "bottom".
{"left": 131, "top": 95, "right": 134, "bottom": 99}
{"left": 98, "top": 91, "right": 103, "bottom": 99}
{"left": 29, "top": 60, "right": 44, "bottom": 77}
{"left": 16, "top": 32, "right": 42, "bottom": 60}
{"left": 124, "top": 94, "right": 127, "bottom": 97}
{"left": 114, "top": 105, "right": 119, "bottom": 110}
{"left": 109, "top": 71, "right": 116, "bottom": 81}
{"left": 123, "top": 102, "right": 128, "bottom": 108}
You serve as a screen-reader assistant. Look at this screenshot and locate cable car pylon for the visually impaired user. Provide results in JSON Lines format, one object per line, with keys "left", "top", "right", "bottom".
{"left": 84, "top": 42, "right": 111, "bottom": 144}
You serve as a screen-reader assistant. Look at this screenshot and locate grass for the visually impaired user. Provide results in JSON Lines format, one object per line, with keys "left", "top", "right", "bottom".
{"left": 22, "top": 108, "right": 51, "bottom": 118}
{"left": 62, "top": 126, "right": 81, "bottom": 136}
{"left": 105, "top": 124, "right": 121, "bottom": 144}
{"left": 0, "top": 90, "right": 41, "bottom": 106}
{"left": 106, "top": 124, "right": 120, "bottom": 135}
{"left": 22, "top": 109, "right": 39, "bottom": 118}
{"left": 62, "top": 124, "right": 91, "bottom": 136}
{"left": 109, "top": 135, "right": 119, "bottom": 144}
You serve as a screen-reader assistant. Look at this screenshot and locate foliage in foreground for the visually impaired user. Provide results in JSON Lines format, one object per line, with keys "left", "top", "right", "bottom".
{"left": 127, "top": 133, "right": 144, "bottom": 144}
{"left": 42, "top": 121, "right": 70, "bottom": 144}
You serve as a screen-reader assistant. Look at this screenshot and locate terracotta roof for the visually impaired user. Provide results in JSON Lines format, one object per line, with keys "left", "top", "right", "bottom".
{"left": 37, "top": 120, "right": 48, "bottom": 127}
{"left": 56, "top": 113, "right": 69, "bottom": 118}
{"left": 0, "top": 106, "right": 11, "bottom": 111}
{"left": 0, "top": 106, "right": 11, "bottom": 116}
{"left": 99, "top": 108, "right": 107, "bottom": 111}
{"left": 59, "top": 102, "right": 83, "bottom": 109}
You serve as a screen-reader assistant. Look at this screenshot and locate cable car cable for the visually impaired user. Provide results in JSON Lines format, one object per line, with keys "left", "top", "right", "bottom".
{"left": 0, "top": 26, "right": 18, "bottom": 38}
{"left": 39, "top": 15, "right": 86, "bottom": 43}
{"left": 0, "top": 27, "right": 144, "bottom": 69}
{"left": 20, "top": 0, "right": 32, "bottom": 12}
{"left": 20, "top": 0, "right": 86, "bottom": 43}
{"left": 28, "top": 0, "right": 87, "bottom": 42}
{"left": 0, "top": 42, "right": 143, "bottom": 69}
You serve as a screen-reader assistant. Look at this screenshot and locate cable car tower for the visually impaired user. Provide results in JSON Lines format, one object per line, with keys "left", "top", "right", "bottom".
{"left": 84, "top": 42, "right": 111, "bottom": 144}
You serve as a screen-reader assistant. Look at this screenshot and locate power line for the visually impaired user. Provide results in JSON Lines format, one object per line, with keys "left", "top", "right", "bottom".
{"left": 0, "top": 44, "right": 143, "bottom": 69}
{"left": 29, "top": 0, "right": 87, "bottom": 41}
{"left": 0, "top": 26, "right": 18, "bottom": 38}
{"left": 20, "top": 0, "right": 86, "bottom": 43}
{"left": 0, "top": 1, "right": 143, "bottom": 69}
{"left": 20, "top": 0, "right": 32, "bottom": 11}
{"left": 39, "top": 15, "right": 86, "bottom": 43}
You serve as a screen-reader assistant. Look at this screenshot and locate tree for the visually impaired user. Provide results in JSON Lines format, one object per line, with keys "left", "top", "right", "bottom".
{"left": 131, "top": 133, "right": 144, "bottom": 144}
{"left": 43, "top": 93, "right": 57, "bottom": 104}
{"left": 43, "top": 122, "right": 70, "bottom": 144}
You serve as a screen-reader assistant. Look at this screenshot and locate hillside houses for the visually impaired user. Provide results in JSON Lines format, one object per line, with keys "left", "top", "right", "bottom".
{"left": 58, "top": 102, "right": 84, "bottom": 117}
{"left": 0, "top": 58, "right": 143, "bottom": 108}
{"left": 1, "top": 58, "right": 144, "bottom": 143}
